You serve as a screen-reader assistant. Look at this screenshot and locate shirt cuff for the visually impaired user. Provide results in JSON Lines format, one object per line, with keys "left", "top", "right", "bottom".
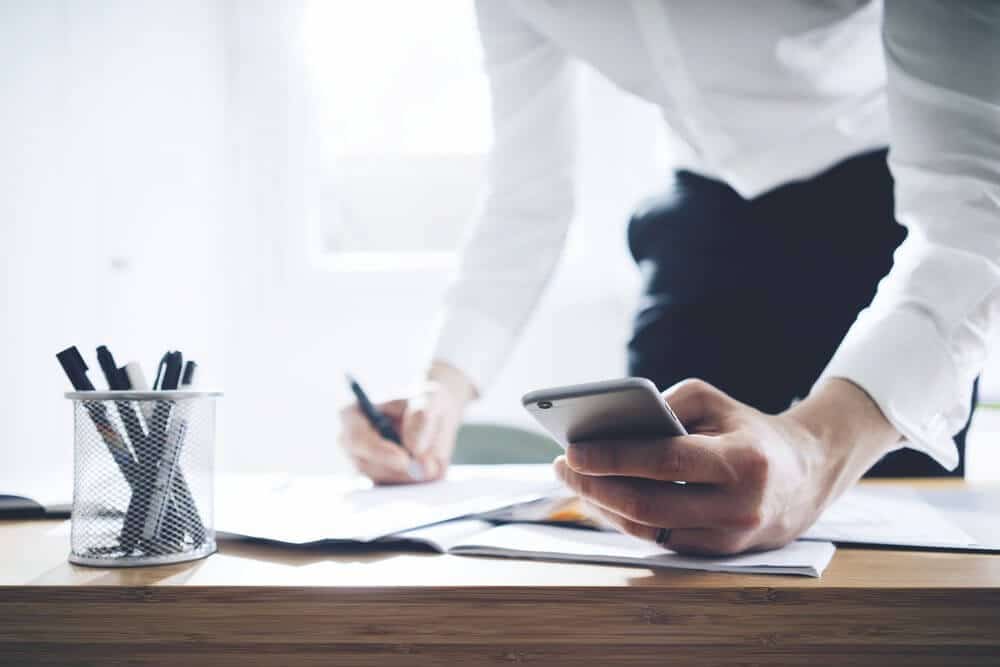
{"left": 432, "top": 308, "right": 517, "bottom": 395}
{"left": 817, "top": 306, "right": 962, "bottom": 471}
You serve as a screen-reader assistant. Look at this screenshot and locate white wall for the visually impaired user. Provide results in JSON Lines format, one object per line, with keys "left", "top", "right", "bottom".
{"left": 1, "top": 2, "right": 996, "bottom": 496}
{"left": 1, "top": 0, "right": 228, "bottom": 492}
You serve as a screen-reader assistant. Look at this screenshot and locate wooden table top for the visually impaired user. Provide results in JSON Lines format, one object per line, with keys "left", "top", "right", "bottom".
{"left": 2, "top": 478, "right": 998, "bottom": 666}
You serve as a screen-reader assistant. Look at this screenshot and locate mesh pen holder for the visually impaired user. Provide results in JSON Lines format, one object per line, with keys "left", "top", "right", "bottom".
{"left": 66, "top": 390, "right": 221, "bottom": 567}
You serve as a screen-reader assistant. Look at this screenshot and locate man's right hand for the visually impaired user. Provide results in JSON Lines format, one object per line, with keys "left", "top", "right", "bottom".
{"left": 337, "top": 361, "right": 476, "bottom": 484}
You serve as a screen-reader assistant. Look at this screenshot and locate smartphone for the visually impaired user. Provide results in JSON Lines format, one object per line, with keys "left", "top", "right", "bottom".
{"left": 521, "top": 377, "right": 687, "bottom": 449}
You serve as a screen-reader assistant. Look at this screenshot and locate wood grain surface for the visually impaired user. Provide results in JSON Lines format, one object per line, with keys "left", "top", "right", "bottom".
{"left": 1, "top": 479, "right": 998, "bottom": 665}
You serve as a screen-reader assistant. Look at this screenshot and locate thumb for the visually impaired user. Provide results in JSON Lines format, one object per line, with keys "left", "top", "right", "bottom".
{"left": 401, "top": 398, "right": 438, "bottom": 456}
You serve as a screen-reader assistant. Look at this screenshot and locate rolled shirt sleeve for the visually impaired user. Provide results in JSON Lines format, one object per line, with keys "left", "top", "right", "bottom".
{"left": 432, "top": 0, "right": 577, "bottom": 392}
{"left": 818, "top": 0, "right": 1000, "bottom": 469}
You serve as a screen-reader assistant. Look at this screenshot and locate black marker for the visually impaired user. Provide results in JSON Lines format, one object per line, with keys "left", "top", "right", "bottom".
{"left": 96, "top": 345, "right": 146, "bottom": 457}
{"left": 57, "top": 346, "right": 144, "bottom": 551}
{"left": 56, "top": 347, "right": 135, "bottom": 476}
{"left": 346, "top": 374, "right": 424, "bottom": 480}
{"left": 149, "top": 350, "right": 204, "bottom": 545}
{"left": 181, "top": 360, "right": 197, "bottom": 388}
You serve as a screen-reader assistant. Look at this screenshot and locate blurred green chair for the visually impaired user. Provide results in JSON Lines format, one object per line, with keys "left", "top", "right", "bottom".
{"left": 451, "top": 422, "right": 562, "bottom": 465}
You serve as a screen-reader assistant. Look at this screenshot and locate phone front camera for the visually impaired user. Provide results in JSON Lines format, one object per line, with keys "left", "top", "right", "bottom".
{"left": 537, "top": 400, "right": 553, "bottom": 409}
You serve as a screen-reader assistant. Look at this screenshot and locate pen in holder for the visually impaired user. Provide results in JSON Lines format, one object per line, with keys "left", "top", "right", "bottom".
{"left": 66, "top": 390, "right": 221, "bottom": 567}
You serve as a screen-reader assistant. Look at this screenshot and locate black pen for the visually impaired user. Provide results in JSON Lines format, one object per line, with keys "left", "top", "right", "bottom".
{"left": 56, "top": 347, "right": 138, "bottom": 484}
{"left": 57, "top": 346, "right": 146, "bottom": 552}
{"left": 150, "top": 350, "right": 182, "bottom": 434}
{"left": 150, "top": 351, "right": 205, "bottom": 546}
{"left": 96, "top": 346, "right": 146, "bottom": 451}
{"left": 181, "top": 361, "right": 198, "bottom": 388}
{"left": 346, "top": 374, "right": 425, "bottom": 480}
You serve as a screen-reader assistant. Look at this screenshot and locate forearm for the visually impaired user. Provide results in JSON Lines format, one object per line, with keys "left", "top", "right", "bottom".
{"left": 785, "top": 378, "right": 901, "bottom": 501}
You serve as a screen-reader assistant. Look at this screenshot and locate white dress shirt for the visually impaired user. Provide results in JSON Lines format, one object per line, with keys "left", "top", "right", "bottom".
{"left": 433, "top": 0, "right": 1000, "bottom": 470}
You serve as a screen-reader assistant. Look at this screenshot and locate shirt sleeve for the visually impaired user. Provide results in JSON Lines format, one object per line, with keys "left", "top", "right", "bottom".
{"left": 818, "top": 0, "right": 1000, "bottom": 470}
{"left": 432, "top": 0, "right": 577, "bottom": 393}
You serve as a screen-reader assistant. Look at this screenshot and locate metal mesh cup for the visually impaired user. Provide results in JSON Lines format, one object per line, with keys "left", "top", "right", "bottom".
{"left": 65, "top": 390, "right": 221, "bottom": 567}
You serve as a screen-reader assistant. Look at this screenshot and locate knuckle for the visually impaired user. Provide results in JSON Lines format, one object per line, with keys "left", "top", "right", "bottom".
{"left": 568, "top": 470, "right": 589, "bottom": 496}
{"left": 676, "top": 378, "right": 711, "bottom": 398}
{"left": 737, "top": 445, "right": 770, "bottom": 486}
{"left": 566, "top": 444, "right": 589, "bottom": 470}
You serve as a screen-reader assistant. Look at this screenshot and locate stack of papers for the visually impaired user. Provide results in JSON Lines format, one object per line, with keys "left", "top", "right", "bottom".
{"left": 216, "top": 465, "right": 836, "bottom": 577}
{"left": 805, "top": 484, "right": 1000, "bottom": 551}
{"left": 216, "top": 464, "right": 562, "bottom": 544}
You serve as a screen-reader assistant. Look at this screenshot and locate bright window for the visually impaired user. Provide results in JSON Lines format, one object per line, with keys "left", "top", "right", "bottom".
{"left": 303, "top": 0, "right": 491, "bottom": 269}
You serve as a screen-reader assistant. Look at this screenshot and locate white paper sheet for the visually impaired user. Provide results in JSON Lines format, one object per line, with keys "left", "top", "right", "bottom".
{"left": 216, "top": 465, "right": 562, "bottom": 544}
{"left": 402, "top": 522, "right": 835, "bottom": 577}
{"left": 804, "top": 485, "right": 980, "bottom": 549}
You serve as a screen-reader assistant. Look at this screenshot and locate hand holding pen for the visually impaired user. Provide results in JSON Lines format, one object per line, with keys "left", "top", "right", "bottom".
{"left": 339, "top": 365, "right": 476, "bottom": 485}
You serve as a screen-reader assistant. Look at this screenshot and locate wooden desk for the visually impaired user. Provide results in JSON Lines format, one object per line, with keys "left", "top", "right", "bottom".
{"left": 2, "top": 480, "right": 998, "bottom": 665}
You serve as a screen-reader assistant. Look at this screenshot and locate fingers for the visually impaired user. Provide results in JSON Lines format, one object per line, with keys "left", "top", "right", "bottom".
{"left": 415, "top": 418, "right": 460, "bottom": 482}
{"left": 351, "top": 454, "right": 420, "bottom": 486}
{"left": 554, "top": 457, "right": 754, "bottom": 529}
{"left": 663, "top": 528, "right": 763, "bottom": 556}
{"left": 339, "top": 403, "right": 419, "bottom": 483}
{"left": 566, "top": 434, "right": 737, "bottom": 484}
{"left": 582, "top": 500, "right": 776, "bottom": 556}
{"left": 581, "top": 499, "right": 765, "bottom": 556}
{"left": 584, "top": 502, "right": 661, "bottom": 542}
{"left": 338, "top": 392, "right": 461, "bottom": 484}
{"left": 401, "top": 394, "right": 436, "bottom": 456}
{"left": 662, "top": 379, "right": 736, "bottom": 430}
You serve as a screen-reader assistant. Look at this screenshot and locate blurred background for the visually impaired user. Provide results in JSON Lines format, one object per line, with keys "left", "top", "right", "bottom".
{"left": 2, "top": 0, "right": 997, "bottom": 495}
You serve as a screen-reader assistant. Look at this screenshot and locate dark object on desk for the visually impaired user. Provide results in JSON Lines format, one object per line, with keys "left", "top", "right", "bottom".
{"left": 0, "top": 496, "right": 71, "bottom": 519}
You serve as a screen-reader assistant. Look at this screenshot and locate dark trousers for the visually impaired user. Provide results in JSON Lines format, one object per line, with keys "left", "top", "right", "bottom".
{"left": 626, "top": 150, "right": 974, "bottom": 477}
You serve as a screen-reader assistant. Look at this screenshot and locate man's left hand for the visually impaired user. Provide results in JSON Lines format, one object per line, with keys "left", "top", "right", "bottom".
{"left": 554, "top": 377, "right": 900, "bottom": 555}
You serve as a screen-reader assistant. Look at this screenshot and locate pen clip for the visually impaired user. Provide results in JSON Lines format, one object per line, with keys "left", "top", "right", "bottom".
{"left": 153, "top": 352, "right": 170, "bottom": 391}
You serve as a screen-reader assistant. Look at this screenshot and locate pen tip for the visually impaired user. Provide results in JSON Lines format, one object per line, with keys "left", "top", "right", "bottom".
{"left": 345, "top": 372, "right": 356, "bottom": 386}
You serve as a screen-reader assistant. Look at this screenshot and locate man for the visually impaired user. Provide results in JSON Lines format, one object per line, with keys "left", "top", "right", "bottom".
{"left": 338, "top": 1, "right": 1000, "bottom": 554}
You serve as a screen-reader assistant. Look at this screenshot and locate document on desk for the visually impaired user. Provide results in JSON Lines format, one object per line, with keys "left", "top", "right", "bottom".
{"left": 398, "top": 521, "right": 836, "bottom": 577}
{"left": 216, "top": 465, "right": 562, "bottom": 544}
{"left": 804, "top": 484, "right": 1000, "bottom": 551}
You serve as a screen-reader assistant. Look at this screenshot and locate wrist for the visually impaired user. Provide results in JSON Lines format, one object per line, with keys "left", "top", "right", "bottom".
{"left": 784, "top": 378, "right": 900, "bottom": 494}
{"left": 427, "top": 359, "right": 478, "bottom": 406}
